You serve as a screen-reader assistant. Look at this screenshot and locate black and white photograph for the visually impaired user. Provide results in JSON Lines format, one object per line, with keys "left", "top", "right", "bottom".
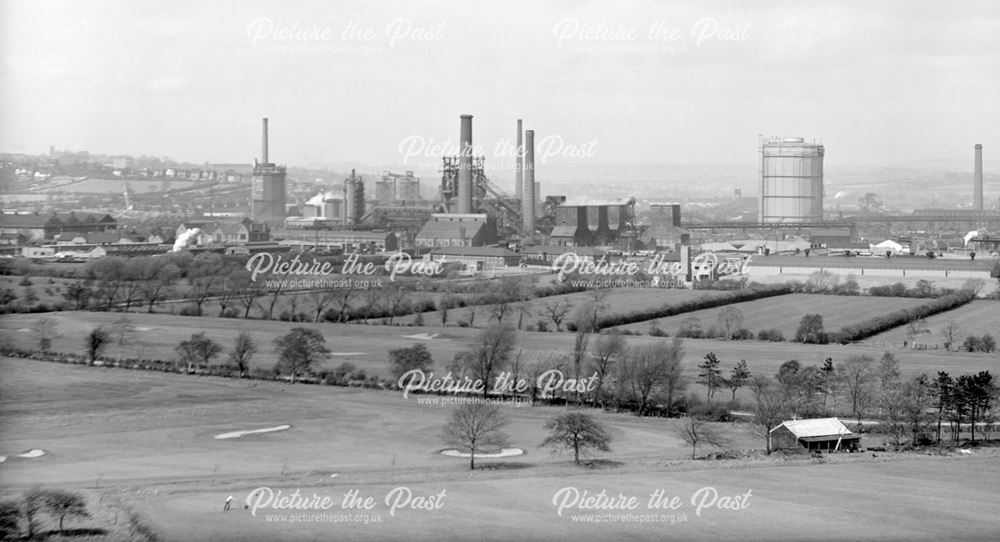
{"left": 0, "top": 1, "right": 998, "bottom": 541}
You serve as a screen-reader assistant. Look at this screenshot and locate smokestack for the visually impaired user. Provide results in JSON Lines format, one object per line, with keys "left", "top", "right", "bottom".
{"left": 262, "top": 117, "right": 269, "bottom": 164}
{"left": 974, "top": 144, "right": 983, "bottom": 210}
{"left": 515, "top": 119, "right": 523, "bottom": 200}
{"left": 458, "top": 115, "right": 474, "bottom": 214}
{"left": 523, "top": 129, "right": 536, "bottom": 234}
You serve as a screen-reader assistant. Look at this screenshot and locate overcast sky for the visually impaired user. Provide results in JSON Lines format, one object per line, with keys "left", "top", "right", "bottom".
{"left": 1, "top": 0, "right": 998, "bottom": 174}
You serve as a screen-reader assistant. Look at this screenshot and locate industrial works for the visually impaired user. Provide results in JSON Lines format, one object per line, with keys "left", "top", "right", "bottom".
{"left": 2, "top": 113, "right": 998, "bottom": 288}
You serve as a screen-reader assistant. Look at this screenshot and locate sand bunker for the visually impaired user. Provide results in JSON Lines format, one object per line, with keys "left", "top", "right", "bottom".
{"left": 214, "top": 425, "right": 291, "bottom": 440}
{"left": 16, "top": 449, "right": 45, "bottom": 458}
{"left": 440, "top": 448, "right": 524, "bottom": 458}
{"left": 330, "top": 352, "right": 366, "bottom": 356}
{"left": 402, "top": 333, "right": 448, "bottom": 341}
{"left": 134, "top": 326, "right": 156, "bottom": 332}
{"left": 0, "top": 456, "right": 6, "bottom": 464}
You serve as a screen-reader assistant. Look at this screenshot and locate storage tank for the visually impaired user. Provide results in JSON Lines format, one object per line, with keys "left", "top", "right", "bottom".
{"left": 375, "top": 179, "right": 395, "bottom": 203}
{"left": 759, "top": 137, "right": 824, "bottom": 223}
{"left": 344, "top": 170, "right": 365, "bottom": 226}
{"left": 397, "top": 177, "right": 420, "bottom": 201}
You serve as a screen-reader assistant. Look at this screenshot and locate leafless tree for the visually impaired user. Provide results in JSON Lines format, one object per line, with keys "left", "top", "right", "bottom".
{"left": 941, "top": 321, "right": 961, "bottom": 351}
{"left": 32, "top": 316, "right": 60, "bottom": 352}
{"left": 839, "top": 355, "right": 876, "bottom": 430}
{"left": 675, "top": 415, "right": 729, "bottom": 459}
{"left": 590, "top": 331, "right": 626, "bottom": 406}
{"left": 542, "top": 299, "right": 571, "bottom": 331}
{"left": 441, "top": 402, "right": 510, "bottom": 470}
{"left": 749, "top": 375, "right": 790, "bottom": 454}
{"left": 460, "top": 324, "right": 517, "bottom": 397}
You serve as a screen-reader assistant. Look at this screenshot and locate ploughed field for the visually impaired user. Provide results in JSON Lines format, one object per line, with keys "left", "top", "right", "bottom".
{"left": 612, "top": 293, "right": 929, "bottom": 339}
{"left": 0, "top": 357, "right": 998, "bottom": 542}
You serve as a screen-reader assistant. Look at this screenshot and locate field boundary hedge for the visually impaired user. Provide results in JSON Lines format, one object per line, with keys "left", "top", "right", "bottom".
{"left": 833, "top": 290, "right": 977, "bottom": 343}
{"left": 599, "top": 284, "right": 793, "bottom": 329}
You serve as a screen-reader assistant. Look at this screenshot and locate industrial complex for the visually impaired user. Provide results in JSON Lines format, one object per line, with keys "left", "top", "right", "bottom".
{"left": 2, "top": 115, "right": 998, "bottom": 284}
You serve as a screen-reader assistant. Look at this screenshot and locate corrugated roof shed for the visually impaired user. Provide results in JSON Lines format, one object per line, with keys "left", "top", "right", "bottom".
{"left": 771, "top": 417, "right": 853, "bottom": 438}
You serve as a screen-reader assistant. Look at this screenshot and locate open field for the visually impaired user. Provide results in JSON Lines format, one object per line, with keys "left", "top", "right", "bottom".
{"left": 613, "top": 293, "right": 929, "bottom": 338}
{"left": 1, "top": 311, "right": 997, "bottom": 393}
{"left": 0, "top": 358, "right": 998, "bottom": 541}
{"left": 393, "top": 287, "right": 733, "bottom": 329}
{"left": 866, "top": 300, "right": 1000, "bottom": 347}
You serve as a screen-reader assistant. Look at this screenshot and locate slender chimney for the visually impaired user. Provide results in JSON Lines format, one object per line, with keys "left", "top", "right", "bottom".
{"left": 262, "top": 117, "right": 269, "bottom": 164}
{"left": 523, "top": 129, "right": 536, "bottom": 234}
{"left": 515, "top": 119, "right": 523, "bottom": 200}
{"left": 974, "top": 144, "right": 983, "bottom": 210}
{"left": 458, "top": 115, "right": 474, "bottom": 214}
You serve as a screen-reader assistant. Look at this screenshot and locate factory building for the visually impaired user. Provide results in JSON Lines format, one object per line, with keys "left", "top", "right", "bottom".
{"left": 0, "top": 211, "right": 117, "bottom": 242}
{"left": 251, "top": 118, "right": 288, "bottom": 223}
{"left": 641, "top": 203, "right": 687, "bottom": 250}
{"left": 550, "top": 200, "right": 635, "bottom": 247}
{"left": 376, "top": 171, "right": 421, "bottom": 203}
{"left": 759, "top": 137, "right": 824, "bottom": 223}
{"left": 415, "top": 213, "right": 497, "bottom": 248}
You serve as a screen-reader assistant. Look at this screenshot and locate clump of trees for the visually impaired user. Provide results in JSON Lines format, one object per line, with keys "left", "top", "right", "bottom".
{"left": 273, "top": 327, "right": 329, "bottom": 383}
{"left": 388, "top": 343, "right": 434, "bottom": 382}
{"left": 1, "top": 486, "right": 90, "bottom": 539}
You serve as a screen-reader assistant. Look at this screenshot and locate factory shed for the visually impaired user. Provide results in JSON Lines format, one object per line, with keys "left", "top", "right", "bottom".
{"left": 770, "top": 418, "right": 860, "bottom": 452}
{"left": 415, "top": 214, "right": 497, "bottom": 248}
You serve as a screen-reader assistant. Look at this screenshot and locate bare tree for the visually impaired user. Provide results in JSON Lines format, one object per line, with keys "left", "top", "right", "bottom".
{"left": 441, "top": 402, "right": 510, "bottom": 470}
{"left": 32, "top": 316, "right": 60, "bottom": 352}
{"left": 749, "top": 375, "right": 790, "bottom": 454}
{"left": 273, "top": 327, "right": 329, "bottom": 384}
{"left": 84, "top": 326, "right": 109, "bottom": 365}
{"left": 311, "top": 288, "right": 340, "bottom": 323}
{"left": 590, "top": 331, "right": 626, "bottom": 406}
{"left": 905, "top": 318, "right": 930, "bottom": 348}
{"left": 715, "top": 306, "right": 744, "bottom": 340}
{"left": 460, "top": 324, "right": 517, "bottom": 397}
{"left": 675, "top": 415, "right": 729, "bottom": 459}
{"left": 586, "top": 289, "right": 609, "bottom": 331}
{"left": 228, "top": 331, "right": 257, "bottom": 377}
{"left": 540, "top": 412, "right": 612, "bottom": 465}
{"left": 620, "top": 338, "right": 686, "bottom": 416}
{"left": 542, "top": 300, "right": 571, "bottom": 331}
{"left": 384, "top": 284, "right": 411, "bottom": 325}
{"left": 941, "top": 321, "right": 961, "bottom": 351}
{"left": 110, "top": 316, "right": 134, "bottom": 363}
{"left": 138, "top": 261, "right": 180, "bottom": 313}
{"left": 839, "top": 355, "right": 876, "bottom": 430}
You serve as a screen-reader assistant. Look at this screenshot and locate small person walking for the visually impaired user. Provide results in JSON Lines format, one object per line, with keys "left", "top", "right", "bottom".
{"left": 224, "top": 495, "right": 234, "bottom": 511}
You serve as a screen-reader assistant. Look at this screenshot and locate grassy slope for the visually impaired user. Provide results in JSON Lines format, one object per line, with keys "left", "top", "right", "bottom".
{"left": 613, "top": 294, "right": 929, "bottom": 338}
{"left": 1, "top": 358, "right": 998, "bottom": 542}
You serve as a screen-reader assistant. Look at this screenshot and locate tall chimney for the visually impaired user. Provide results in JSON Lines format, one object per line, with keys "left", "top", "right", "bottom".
{"left": 523, "top": 129, "right": 536, "bottom": 234}
{"left": 974, "top": 144, "right": 983, "bottom": 210}
{"left": 458, "top": 115, "right": 474, "bottom": 214}
{"left": 262, "top": 117, "right": 269, "bottom": 164}
{"left": 515, "top": 119, "right": 523, "bottom": 200}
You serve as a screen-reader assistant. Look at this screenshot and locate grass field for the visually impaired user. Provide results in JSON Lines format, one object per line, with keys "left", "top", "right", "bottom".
{"left": 0, "top": 358, "right": 998, "bottom": 541}
{"left": 612, "top": 294, "right": 930, "bottom": 338}
{"left": 866, "top": 300, "right": 1000, "bottom": 347}
{"left": 393, "top": 288, "right": 732, "bottom": 329}
{"left": 1, "top": 311, "right": 996, "bottom": 396}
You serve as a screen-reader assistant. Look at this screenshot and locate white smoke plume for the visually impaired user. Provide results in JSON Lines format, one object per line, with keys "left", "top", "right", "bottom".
{"left": 964, "top": 231, "right": 979, "bottom": 247}
{"left": 172, "top": 228, "right": 202, "bottom": 251}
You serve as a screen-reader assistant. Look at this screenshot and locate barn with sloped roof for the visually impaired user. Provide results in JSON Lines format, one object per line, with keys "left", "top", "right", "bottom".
{"left": 770, "top": 417, "right": 861, "bottom": 452}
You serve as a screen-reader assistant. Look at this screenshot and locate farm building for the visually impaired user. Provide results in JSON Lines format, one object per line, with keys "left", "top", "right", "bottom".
{"left": 770, "top": 418, "right": 861, "bottom": 452}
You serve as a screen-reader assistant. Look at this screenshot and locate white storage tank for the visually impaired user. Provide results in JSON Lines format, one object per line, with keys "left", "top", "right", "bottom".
{"left": 759, "top": 136, "right": 824, "bottom": 223}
